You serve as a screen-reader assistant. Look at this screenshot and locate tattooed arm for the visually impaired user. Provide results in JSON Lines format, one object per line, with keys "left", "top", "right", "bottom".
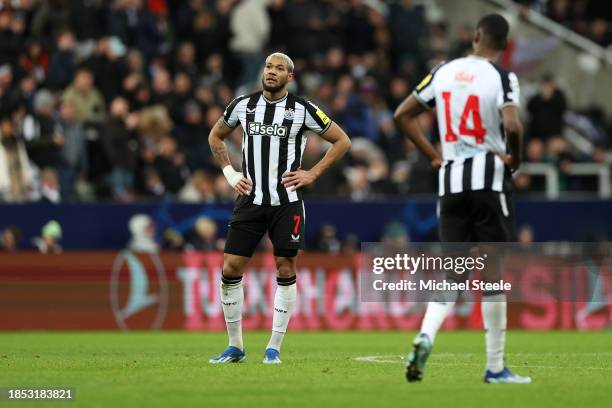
{"left": 208, "top": 118, "right": 233, "bottom": 167}
{"left": 208, "top": 117, "right": 252, "bottom": 195}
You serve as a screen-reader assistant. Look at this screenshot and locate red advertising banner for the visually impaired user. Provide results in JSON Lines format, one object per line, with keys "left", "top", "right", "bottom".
{"left": 0, "top": 251, "right": 610, "bottom": 330}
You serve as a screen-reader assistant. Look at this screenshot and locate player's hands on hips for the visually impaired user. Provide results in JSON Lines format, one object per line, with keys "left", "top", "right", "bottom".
{"left": 233, "top": 177, "right": 253, "bottom": 195}
{"left": 223, "top": 165, "right": 252, "bottom": 196}
{"left": 431, "top": 157, "right": 443, "bottom": 170}
{"left": 500, "top": 154, "right": 520, "bottom": 172}
{"left": 281, "top": 168, "right": 316, "bottom": 191}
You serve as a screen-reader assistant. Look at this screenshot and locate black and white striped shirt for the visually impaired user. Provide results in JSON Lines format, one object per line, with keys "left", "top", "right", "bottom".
{"left": 413, "top": 55, "right": 520, "bottom": 196}
{"left": 438, "top": 152, "right": 510, "bottom": 196}
{"left": 223, "top": 91, "right": 332, "bottom": 206}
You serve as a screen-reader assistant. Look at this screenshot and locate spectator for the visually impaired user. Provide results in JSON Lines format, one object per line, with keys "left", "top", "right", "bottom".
{"left": 213, "top": 173, "right": 235, "bottom": 202}
{"left": 23, "top": 89, "right": 64, "bottom": 170}
{"left": 90, "top": 37, "right": 127, "bottom": 104}
{"left": 185, "top": 216, "right": 220, "bottom": 251}
{"left": 162, "top": 228, "right": 184, "bottom": 251}
{"left": 0, "top": 65, "right": 21, "bottom": 116}
{"left": 150, "top": 67, "right": 173, "bottom": 109}
{"left": 527, "top": 74, "right": 567, "bottom": 142}
{"left": 30, "top": 0, "right": 71, "bottom": 41}
{"left": 46, "top": 29, "right": 77, "bottom": 90}
{"left": 229, "top": 0, "right": 270, "bottom": 87}
{"left": 37, "top": 167, "right": 61, "bottom": 203}
{"left": 389, "top": 0, "right": 428, "bottom": 68}
{"left": 32, "top": 220, "right": 63, "bottom": 254}
{"left": 0, "top": 115, "right": 33, "bottom": 202}
{"left": 57, "top": 100, "right": 87, "bottom": 201}
{"left": 104, "top": 96, "right": 139, "bottom": 199}
{"left": 343, "top": 0, "right": 377, "bottom": 56}
{"left": 301, "top": 135, "right": 349, "bottom": 198}
{"left": 173, "top": 42, "right": 199, "bottom": 81}
{"left": 174, "top": 100, "right": 212, "bottom": 171}
{"left": 154, "top": 136, "right": 189, "bottom": 195}
{"left": 340, "top": 234, "right": 359, "bottom": 256}
{"left": 127, "top": 213, "right": 158, "bottom": 253}
{"left": 315, "top": 224, "right": 341, "bottom": 254}
{"left": 589, "top": 18, "right": 612, "bottom": 47}
{"left": 139, "top": 166, "right": 166, "bottom": 198}
{"left": 284, "top": 0, "right": 324, "bottom": 59}
{"left": 518, "top": 225, "right": 535, "bottom": 244}
{"left": 17, "top": 75, "right": 37, "bottom": 113}
{"left": 62, "top": 66, "right": 106, "bottom": 123}
{"left": 169, "top": 72, "right": 193, "bottom": 123}
{"left": 0, "top": 9, "right": 26, "bottom": 67}
{"left": 0, "top": 225, "right": 22, "bottom": 251}
{"left": 191, "top": 9, "right": 231, "bottom": 62}
{"left": 178, "top": 170, "right": 215, "bottom": 203}
{"left": 108, "top": 0, "right": 164, "bottom": 61}
{"left": 382, "top": 221, "right": 409, "bottom": 250}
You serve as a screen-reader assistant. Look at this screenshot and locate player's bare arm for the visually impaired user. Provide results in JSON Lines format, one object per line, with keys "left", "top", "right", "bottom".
{"left": 281, "top": 122, "right": 351, "bottom": 191}
{"left": 500, "top": 105, "right": 524, "bottom": 172}
{"left": 393, "top": 95, "right": 443, "bottom": 169}
{"left": 208, "top": 117, "right": 253, "bottom": 196}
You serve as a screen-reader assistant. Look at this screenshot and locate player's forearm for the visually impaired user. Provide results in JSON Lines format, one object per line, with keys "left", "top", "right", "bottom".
{"left": 394, "top": 97, "right": 441, "bottom": 163}
{"left": 208, "top": 120, "right": 232, "bottom": 168}
{"left": 396, "top": 115, "right": 441, "bottom": 162}
{"left": 310, "top": 136, "right": 351, "bottom": 179}
{"left": 505, "top": 123, "right": 523, "bottom": 167}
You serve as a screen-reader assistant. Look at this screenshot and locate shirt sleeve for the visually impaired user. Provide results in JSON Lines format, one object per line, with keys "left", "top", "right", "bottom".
{"left": 223, "top": 96, "right": 244, "bottom": 128}
{"left": 303, "top": 100, "right": 332, "bottom": 134}
{"left": 412, "top": 62, "right": 444, "bottom": 109}
{"left": 498, "top": 71, "right": 520, "bottom": 108}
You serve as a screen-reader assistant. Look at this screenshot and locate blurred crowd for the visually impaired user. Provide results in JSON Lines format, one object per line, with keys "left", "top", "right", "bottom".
{"left": 515, "top": 0, "right": 612, "bottom": 47}
{"left": 512, "top": 0, "right": 612, "bottom": 193}
{"left": 0, "top": 0, "right": 611, "bottom": 205}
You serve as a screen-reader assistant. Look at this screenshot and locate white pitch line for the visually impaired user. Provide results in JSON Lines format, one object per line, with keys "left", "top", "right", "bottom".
{"left": 352, "top": 354, "right": 612, "bottom": 371}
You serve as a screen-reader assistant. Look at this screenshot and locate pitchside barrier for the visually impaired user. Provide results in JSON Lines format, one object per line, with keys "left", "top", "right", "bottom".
{"left": 0, "top": 249, "right": 610, "bottom": 331}
{"left": 1, "top": 200, "right": 611, "bottom": 250}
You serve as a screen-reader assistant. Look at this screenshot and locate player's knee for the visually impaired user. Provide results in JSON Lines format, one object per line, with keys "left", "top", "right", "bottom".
{"left": 275, "top": 257, "right": 296, "bottom": 278}
{"left": 223, "top": 254, "right": 247, "bottom": 278}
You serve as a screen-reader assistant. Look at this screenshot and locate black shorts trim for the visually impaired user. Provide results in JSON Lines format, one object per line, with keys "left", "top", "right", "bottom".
{"left": 274, "top": 248, "right": 298, "bottom": 258}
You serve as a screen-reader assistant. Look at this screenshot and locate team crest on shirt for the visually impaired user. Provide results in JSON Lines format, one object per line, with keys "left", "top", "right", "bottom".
{"left": 284, "top": 108, "right": 295, "bottom": 120}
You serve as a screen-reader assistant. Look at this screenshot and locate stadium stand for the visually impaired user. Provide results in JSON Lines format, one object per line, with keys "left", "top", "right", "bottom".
{"left": 0, "top": 0, "right": 610, "bottom": 204}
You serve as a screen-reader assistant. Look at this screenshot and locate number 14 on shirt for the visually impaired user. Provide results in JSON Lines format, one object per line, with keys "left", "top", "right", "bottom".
{"left": 442, "top": 91, "right": 487, "bottom": 144}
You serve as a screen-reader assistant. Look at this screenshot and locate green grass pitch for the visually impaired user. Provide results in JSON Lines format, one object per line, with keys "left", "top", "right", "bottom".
{"left": 0, "top": 331, "right": 610, "bottom": 408}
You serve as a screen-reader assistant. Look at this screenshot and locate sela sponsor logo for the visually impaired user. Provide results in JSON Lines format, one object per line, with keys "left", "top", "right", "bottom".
{"left": 110, "top": 251, "right": 168, "bottom": 330}
{"left": 291, "top": 234, "right": 300, "bottom": 242}
{"left": 248, "top": 122, "right": 288, "bottom": 138}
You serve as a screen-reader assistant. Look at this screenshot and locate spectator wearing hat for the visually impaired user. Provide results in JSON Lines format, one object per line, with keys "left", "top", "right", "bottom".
{"left": 32, "top": 220, "right": 63, "bottom": 254}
